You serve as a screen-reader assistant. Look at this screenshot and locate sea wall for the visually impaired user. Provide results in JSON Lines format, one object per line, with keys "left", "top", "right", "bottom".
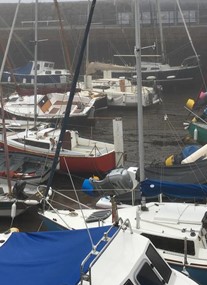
{"left": 0, "top": 1, "right": 206, "bottom": 73}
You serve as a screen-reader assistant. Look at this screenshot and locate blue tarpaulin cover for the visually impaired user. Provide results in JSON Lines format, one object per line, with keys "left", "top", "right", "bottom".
{"left": 181, "top": 145, "right": 200, "bottom": 159}
{"left": 141, "top": 179, "right": 207, "bottom": 199}
{"left": 0, "top": 226, "right": 117, "bottom": 285}
{"left": 12, "top": 61, "right": 33, "bottom": 74}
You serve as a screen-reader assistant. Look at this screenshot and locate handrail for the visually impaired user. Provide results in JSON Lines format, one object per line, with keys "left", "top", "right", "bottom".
{"left": 80, "top": 218, "right": 133, "bottom": 284}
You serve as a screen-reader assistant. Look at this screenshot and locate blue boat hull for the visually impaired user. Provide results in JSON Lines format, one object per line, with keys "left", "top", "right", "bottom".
{"left": 170, "top": 262, "right": 207, "bottom": 285}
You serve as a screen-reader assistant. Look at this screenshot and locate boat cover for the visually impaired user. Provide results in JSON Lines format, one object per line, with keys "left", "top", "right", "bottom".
{"left": 193, "top": 91, "right": 207, "bottom": 109}
{"left": 0, "top": 226, "right": 117, "bottom": 285}
{"left": 144, "top": 159, "right": 207, "bottom": 184}
{"left": 12, "top": 61, "right": 33, "bottom": 74}
{"left": 141, "top": 179, "right": 207, "bottom": 199}
{"left": 181, "top": 145, "right": 200, "bottom": 158}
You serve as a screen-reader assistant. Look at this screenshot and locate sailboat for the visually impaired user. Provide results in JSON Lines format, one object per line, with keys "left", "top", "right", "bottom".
{"left": 2, "top": 91, "right": 97, "bottom": 125}
{"left": 1, "top": 0, "right": 72, "bottom": 94}
{"left": 0, "top": 126, "right": 117, "bottom": 175}
{"left": 39, "top": 199, "right": 207, "bottom": 285}
{"left": 2, "top": 59, "right": 72, "bottom": 86}
{"left": 140, "top": 0, "right": 200, "bottom": 89}
{"left": 38, "top": 1, "right": 207, "bottom": 284}
{"left": 87, "top": 0, "right": 201, "bottom": 91}
{"left": 0, "top": 1, "right": 55, "bottom": 217}
{"left": 0, "top": 148, "right": 53, "bottom": 217}
{"left": 0, "top": 222, "right": 199, "bottom": 285}
{"left": 79, "top": 74, "right": 162, "bottom": 108}
{"left": 1, "top": 3, "right": 96, "bottom": 126}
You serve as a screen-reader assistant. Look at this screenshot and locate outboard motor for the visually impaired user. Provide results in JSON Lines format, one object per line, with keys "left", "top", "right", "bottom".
{"left": 12, "top": 180, "right": 28, "bottom": 200}
{"left": 82, "top": 168, "right": 134, "bottom": 197}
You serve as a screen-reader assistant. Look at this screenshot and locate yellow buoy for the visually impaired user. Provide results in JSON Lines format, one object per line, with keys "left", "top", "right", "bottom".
{"left": 186, "top": 99, "right": 195, "bottom": 110}
{"left": 165, "top": 155, "right": 174, "bottom": 166}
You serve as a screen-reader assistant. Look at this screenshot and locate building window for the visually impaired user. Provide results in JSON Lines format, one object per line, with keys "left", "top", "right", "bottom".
{"left": 178, "top": 10, "right": 196, "bottom": 24}
{"left": 117, "top": 12, "right": 131, "bottom": 25}
{"left": 142, "top": 12, "right": 151, "bottom": 24}
{"left": 160, "top": 11, "right": 174, "bottom": 24}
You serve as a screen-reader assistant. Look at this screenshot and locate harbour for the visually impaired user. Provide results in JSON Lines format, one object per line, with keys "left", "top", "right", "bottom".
{"left": 0, "top": 87, "right": 197, "bottom": 232}
{"left": 0, "top": 1, "right": 206, "bottom": 284}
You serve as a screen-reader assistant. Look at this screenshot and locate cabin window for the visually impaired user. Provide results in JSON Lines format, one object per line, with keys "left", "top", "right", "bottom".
{"left": 136, "top": 262, "right": 164, "bottom": 285}
{"left": 45, "top": 71, "right": 51, "bottom": 75}
{"left": 141, "top": 233, "right": 195, "bottom": 256}
{"left": 55, "top": 71, "right": 61, "bottom": 74}
{"left": 44, "top": 63, "right": 49, "bottom": 67}
{"left": 93, "top": 85, "right": 110, "bottom": 90}
{"left": 150, "top": 67, "right": 160, "bottom": 71}
{"left": 141, "top": 67, "right": 147, "bottom": 71}
{"left": 123, "top": 280, "right": 134, "bottom": 285}
{"left": 146, "top": 244, "right": 171, "bottom": 283}
{"left": 8, "top": 97, "right": 18, "bottom": 102}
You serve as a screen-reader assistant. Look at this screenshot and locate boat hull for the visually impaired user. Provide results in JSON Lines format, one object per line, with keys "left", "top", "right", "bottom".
{"left": 0, "top": 144, "right": 116, "bottom": 175}
{"left": 169, "top": 262, "right": 207, "bottom": 285}
{"left": 0, "top": 200, "right": 29, "bottom": 217}
{"left": 187, "top": 122, "right": 207, "bottom": 145}
{"left": 58, "top": 153, "right": 116, "bottom": 174}
{"left": 2, "top": 108, "right": 96, "bottom": 128}
{"left": 0, "top": 150, "right": 53, "bottom": 184}
{"left": 142, "top": 65, "right": 200, "bottom": 83}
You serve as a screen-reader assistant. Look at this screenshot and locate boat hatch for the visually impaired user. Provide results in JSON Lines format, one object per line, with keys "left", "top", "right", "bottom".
{"left": 141, "top": 233, "right": 195, "bottom": 256}
{"left": 86, "top": 210, "right": 111, "bottom": 223}
{"left": 38, "top": 95, "right": 52, "bottom": 113}
{"left": 25, "top": 139, "right": 50, "bottom": 150}
{"left": 153, "top": 203, "right": 205, "bottom": 225}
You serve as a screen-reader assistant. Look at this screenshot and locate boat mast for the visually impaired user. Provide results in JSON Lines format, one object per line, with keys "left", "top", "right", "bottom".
{"left": 45, "top": 0, "right": 97, "bottom": 196}
{"left": 156, "top": 0, "right": 166, "bottom": 64}
{"left": 34, "top": 0, "right": 38, "bottom": 129}
{"left": 53, "top": 0, "right": 72, "bottom": 72}
{"left": 0, "top": 1, "right": 21, "bottom": 194}
{"left": 85, "top": 0, "right": 90, "bottom": 88}
{"left": 135, "top": 0, "right": 145, "bottom": 182}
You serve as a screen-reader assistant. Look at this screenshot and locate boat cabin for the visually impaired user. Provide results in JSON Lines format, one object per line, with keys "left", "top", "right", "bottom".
{"left": 137, "top": 202, "right": 207, "bottom": 264}
{"left": 81, "top": 226, "right": 175, "bottom": 285}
